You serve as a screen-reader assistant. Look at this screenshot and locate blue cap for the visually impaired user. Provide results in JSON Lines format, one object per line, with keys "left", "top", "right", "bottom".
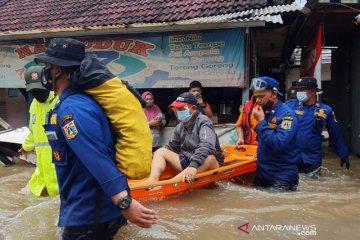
{"left": 252, "top": 76, "right": 283, "bottom": 96}
{"left": 258, "top": 76, "right": 279, "bottom": 89}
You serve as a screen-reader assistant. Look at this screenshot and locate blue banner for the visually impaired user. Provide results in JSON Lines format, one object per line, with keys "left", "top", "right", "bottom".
{"left": 0, "top": 28, "right": 244, "bottom": 88}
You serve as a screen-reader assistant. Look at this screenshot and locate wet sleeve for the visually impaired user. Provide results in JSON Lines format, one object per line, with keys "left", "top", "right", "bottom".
{"left": 254, "top": 115, "right": 298, "bottom": 153}
{"left": 22, "top": 102, "right": 35, "bottom": 151}
{"left": 165, "top": 126, "right": 181, "bottom": 153}
{"left": 58, "top": 104, "right": 128, "bottom": 197}
{"left": 189, "top": 124, "right": 217, "bottom": 168}
{"left": 325, "top": 110, "right": 349, "bottom": 158}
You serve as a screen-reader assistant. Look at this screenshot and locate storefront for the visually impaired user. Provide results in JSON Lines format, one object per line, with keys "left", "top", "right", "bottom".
{"left": 0, "top": 28, "right": 250, "bottom": 144}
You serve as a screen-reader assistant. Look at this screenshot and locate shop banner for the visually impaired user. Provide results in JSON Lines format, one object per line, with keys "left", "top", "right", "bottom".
{"left": 0, "top": 28, "right": 244, "bottom": 88}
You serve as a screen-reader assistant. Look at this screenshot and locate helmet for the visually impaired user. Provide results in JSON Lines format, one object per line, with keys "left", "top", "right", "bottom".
{"left": 24, "top": 66, "right": 46, "bottom": 92}
{"left": 295, "top": 77, "right": 318, "bottom": 89}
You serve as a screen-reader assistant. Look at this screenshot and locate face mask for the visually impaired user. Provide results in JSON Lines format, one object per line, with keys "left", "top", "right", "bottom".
{"left": 30, "top": 89, "right": 50, "bottom": 103}
{"left": 145, "top": 100, "right": 154, "bottom": 107}
{"left": 175, "top": 108, "right": 192, "bottom": 122}
{"left": 261, "top": 98, "right": 275, "bottom": 113}
{"left": 42, "top": 67, "right": 60, "bottom": 91}
{"left": 296, "top": 92, "right": 309, "bottom": 102}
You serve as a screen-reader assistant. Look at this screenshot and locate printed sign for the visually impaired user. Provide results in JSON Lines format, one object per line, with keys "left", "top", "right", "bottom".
{"left": 0, "top": 28, "right": 244, "bottom": 88}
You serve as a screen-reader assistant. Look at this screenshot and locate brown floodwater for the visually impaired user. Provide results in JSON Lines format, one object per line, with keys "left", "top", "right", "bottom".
{"left": 0, "top": 147, "right": 359, "bottom": 240}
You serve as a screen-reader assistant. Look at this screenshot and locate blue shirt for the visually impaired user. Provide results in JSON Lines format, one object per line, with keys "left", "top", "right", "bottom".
{"left": 44, "top": 86, "right": 128, "bottom": 227}
{"left": 286, "top": 100, "right": 349, "bottom": 168}
{"left": 254, "top": 101, "right": 299, "bottom": 181}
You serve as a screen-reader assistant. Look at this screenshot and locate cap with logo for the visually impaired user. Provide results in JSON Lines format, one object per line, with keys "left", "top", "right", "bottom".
{"left": 169, "top": 92, "right": 197, "bottom": 109}
{"left": 34, "top": 38, "right": 85, "bottom": 67}
{"left": 251, "top": 76, "right": 283, "bottom": 96}
{"left": 24, "top": 66, "right": 46, "bottom": 92}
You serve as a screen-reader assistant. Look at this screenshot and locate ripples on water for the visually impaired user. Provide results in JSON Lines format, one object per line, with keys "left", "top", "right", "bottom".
{"left": 0, "top": 150, "right": 359, "bottom": 240}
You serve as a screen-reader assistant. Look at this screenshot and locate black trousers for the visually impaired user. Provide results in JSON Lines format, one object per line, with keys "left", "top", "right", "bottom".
{"left": 298, "top": 163, "right": 321, "bottom": 174}
{"left": 62, "top": 217, "right": 127, "bottom": 240}
{"left": 254, "top": 177, "right": 298, "bottom": 192}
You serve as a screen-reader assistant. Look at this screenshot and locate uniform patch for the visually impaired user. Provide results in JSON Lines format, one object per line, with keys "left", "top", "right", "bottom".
{"left": 268, "top": 123, "right": 277, "bottom": 129}
{"left": 60, "top": 114, "right": 73, "bottom": 124}
{"left": 295, "top": 110, "right": 304, "bottom": 115}
{"left": 280, "top": 119, "right": 293, "bottom": 130}
{"left": 282, "top": 116, "right": 293, "bottom": 121}
{"left": 314, "top": 109, "right": 327, "bottom": 119}
{"left": 45, "top": 131, "right": 58, "bottom": 141}
{"left": 50, "top": 114, "right": 57, "bottom": 124}
{"left": 63, "top": 120, "right": 78, "bottom": 139}
{"left": 53, "top": 150, "right": 61, "bottom": 161}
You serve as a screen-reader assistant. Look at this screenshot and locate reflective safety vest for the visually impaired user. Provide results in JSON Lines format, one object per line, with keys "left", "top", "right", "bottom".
{"left": 22, "top": 92, "right": 59, "bottom": 196}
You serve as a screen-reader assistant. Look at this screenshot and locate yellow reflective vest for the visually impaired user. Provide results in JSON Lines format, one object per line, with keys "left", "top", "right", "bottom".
{"left": 22, "top": 92, "right": 59, "bottom": 196}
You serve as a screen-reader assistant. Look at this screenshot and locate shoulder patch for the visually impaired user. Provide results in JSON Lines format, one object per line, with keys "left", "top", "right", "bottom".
{"left": 63, "top": 120, "right": 78, "bottom": 139}
{"left": 60, "top": 114, "right": 73, "bottom": 124}
{"left": 280, "top": 118, "right": 293, "bottom": 130}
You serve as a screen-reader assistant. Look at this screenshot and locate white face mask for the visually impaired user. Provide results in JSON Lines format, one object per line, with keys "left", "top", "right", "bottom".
{"left": 296, "top": 91, "right": 309, "bottom": 102}
{"left": 145, "top": 99, "right": 154, "bottom": 107}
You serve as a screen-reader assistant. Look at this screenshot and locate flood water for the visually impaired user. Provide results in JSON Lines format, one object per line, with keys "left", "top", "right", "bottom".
{"left": 0, "top": 147, "right": 359, "bottom": 240}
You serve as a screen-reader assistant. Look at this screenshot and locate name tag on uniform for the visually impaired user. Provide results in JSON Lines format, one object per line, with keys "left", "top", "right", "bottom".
{"left": 45, "top": 131, "right": 58, "bottom": 141}
{"left": 295, "top": 110, "right": 304, "bottom": 115}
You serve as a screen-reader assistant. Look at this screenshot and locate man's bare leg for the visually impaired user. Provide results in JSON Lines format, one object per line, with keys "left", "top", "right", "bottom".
{"left": 146, "top": 148, "right": 183, "bottom": 182}
{"left": 173, "top": 155, "right": 219, "bottom": 180}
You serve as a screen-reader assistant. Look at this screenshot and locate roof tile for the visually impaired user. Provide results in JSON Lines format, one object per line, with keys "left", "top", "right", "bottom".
{"left": 0, "top": 0, "right": 270, "bottom": 32}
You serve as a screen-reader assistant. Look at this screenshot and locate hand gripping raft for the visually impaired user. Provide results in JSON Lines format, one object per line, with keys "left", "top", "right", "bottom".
{"left": 69, "top": 56, "right": 152, "bottom": 179}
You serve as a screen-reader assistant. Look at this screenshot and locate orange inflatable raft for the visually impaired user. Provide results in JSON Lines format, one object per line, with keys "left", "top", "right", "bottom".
{"left": 129, "top": 145, "right": 257, "bottom": 201}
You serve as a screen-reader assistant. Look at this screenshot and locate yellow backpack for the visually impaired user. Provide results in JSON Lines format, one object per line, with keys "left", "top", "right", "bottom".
{"left": 85, "top": 77, "right": 152, "bottom": 179}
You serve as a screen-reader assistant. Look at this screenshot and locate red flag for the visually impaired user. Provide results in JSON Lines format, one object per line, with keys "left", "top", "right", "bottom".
{"left": 300, "top": 24, "right": 322, "bottom": 77}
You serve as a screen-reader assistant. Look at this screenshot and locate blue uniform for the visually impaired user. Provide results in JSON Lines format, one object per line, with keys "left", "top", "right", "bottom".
{"left": 44, "top": 86, "right": 128, "bottom": 227}
{"left": 286, "top": 100, "right": 349, "bottom": 172}
{"left": 254, "top": 101, "right": 299, "bottom": 190}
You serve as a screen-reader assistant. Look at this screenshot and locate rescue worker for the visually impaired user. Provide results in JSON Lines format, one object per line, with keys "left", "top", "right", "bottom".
{"left": 35, "top": 38, "right": 158, "bottom": 239}
{"left": 252, "top": 76, "right": 299, "bottom": 191}
{"left": 235, "top": 95, "right": 258, "bottom": 147}
{"left": 286, "top": 77, "right": 350, "bottom": 176}
{"left": 146, "top": 92, "right": 224, "bottom": 183}
{"left": 19, "top": 66, "right": 58, "bottom": 197}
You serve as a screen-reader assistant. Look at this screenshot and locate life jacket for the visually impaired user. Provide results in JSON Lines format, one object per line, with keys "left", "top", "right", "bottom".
{"left": 241, "top": 98, "right": 255, "bottom": 144}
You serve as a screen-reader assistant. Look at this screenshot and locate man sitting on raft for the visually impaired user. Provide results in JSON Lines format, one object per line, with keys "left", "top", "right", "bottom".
{"left": 146, "top": 92, "right": 224, "bottom": 183}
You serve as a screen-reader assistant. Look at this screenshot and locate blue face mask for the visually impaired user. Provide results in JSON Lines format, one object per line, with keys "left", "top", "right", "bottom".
{"left": 296, "top": 91, "right": 309, "bottom": 102}
{"left": 175, "top": 108, "right": 192, "bottom": 122}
